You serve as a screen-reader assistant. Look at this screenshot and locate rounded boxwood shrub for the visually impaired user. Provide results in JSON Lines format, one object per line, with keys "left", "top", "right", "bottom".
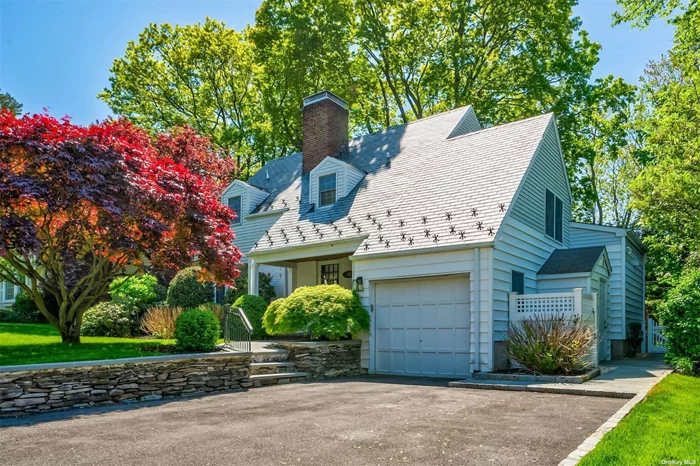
{"left": 262, "top": 285, "right": 370, "bottom": 340}
{"left": 110, "top": 274, "right": 162, "bottom": 311}
{"left": 232, "top": 295, "right": 269, "bottom": 339}
{"left": 658, "top": 269, "right": 700, "bottom": 375}
{"left": 166, "top": 267, "right": 214, "bottom": 309}
{"left": 10, "top": 291, "right": 45, "bottom": 323}
{"left": 174, "top": 308, "right": 220, "bottom": 352}
{"left": 82, "top": 302, "right": 136, "bottom": 337}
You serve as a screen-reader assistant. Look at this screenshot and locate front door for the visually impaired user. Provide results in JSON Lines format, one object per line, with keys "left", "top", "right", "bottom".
{"left": 597, "top": 278, "right": 609, "bottom": 361}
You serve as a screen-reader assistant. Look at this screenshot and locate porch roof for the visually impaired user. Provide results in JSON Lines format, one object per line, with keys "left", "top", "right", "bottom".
{"left": 538, "top": 246, "right": 608, "bottom": 275}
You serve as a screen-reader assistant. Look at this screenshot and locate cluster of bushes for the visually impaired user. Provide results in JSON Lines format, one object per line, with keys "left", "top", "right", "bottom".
{"left": 658, "top": 269, "right": 700, "bottom": 376}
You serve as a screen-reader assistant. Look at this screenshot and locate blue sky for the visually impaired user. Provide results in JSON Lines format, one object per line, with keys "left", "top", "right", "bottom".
{"left": 0, "top": 0, "right": 675, "bottom": 126}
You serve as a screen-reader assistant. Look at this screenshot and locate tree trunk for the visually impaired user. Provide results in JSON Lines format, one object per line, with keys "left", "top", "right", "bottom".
{"left": 61, "top": 332, "right": 81, "bottom": 344}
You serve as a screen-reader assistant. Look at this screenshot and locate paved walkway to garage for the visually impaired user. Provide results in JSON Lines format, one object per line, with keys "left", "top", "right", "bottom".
{"left": 0, "top": 377, "right": 625, "bottom": 466}
{"left": 449, "top": 354, "right": 670, "bottom": 398}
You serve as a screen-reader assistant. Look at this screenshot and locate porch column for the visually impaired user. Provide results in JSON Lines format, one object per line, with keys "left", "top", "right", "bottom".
{"left": 248, "top": 259, "right": 260, "bottom": 296}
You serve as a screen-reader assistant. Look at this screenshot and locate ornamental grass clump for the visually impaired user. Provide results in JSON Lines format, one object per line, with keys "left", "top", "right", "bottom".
{"left": 505, "top": 314, "right": 596, "bottom": 375}
{"left": 262, "top": 285, "right": 370, "bottom": 340}
{"left": 141, "top": 305, "right": 183, "bottom": 339}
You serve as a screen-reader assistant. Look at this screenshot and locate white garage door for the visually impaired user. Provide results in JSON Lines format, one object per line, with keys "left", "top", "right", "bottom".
{"left": 375, "top": 275, "right": 471, "bottom": 377}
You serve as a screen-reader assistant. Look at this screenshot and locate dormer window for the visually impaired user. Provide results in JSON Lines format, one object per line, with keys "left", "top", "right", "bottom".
{"left": 228, "top": 196, "right": 242, "bottom": 224}
{"left": 319, "top": 174, "right": 337, "bottom": 207}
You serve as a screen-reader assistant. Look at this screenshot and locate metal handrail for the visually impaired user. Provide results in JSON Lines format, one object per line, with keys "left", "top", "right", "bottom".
{"left": 224, "top": 306, "right": 252, "bottom": 352}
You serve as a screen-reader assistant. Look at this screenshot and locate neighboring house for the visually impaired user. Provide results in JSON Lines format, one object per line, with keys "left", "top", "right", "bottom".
{"left": 222, "top": 90, "right": 646, "bottom": 376}
{"left": 0, "top": 280, "right": 21, "bottom": 310}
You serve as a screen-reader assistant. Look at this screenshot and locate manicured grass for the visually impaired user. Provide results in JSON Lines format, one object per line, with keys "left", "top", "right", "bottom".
{"left": 0, "top": 323, "right": 175, "bottom": 366}
{"left": 579, "top": 374, "right": 700, "bottom": 465}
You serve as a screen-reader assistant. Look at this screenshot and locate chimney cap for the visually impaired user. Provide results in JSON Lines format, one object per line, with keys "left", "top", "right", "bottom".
{"left": 303, "top": 90, "right": 347, "bottom": 109}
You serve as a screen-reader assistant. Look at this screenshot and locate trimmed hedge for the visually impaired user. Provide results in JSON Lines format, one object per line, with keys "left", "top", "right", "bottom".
{"left": 262, "top": 285, "right": 370, "bottom": 340}
{"left": 232, "top": 294, "right": 268, "bottom": 339}
{"left": 166, "top": 267, "right": 214, "bottom": 309}
{"left": 174, "top": 308, "right": 220, "bottom": 352}
{"left": 5, "top": 291, "right": 45, "bottom": 323}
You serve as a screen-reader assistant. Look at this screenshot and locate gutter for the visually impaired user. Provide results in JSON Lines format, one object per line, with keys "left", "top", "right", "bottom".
{"left": 249, "top": 234, "right": 369, "bottom": 258}
{"left": 349, "top": 241, "right": 493, "bottom": 261}
{"left": 244, "top": 208, "right": 289, "bottom": 220}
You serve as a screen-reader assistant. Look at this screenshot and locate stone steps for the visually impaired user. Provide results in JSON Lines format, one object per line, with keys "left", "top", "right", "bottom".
{"left": 249, "top": 362, "right": 298, "bottom": 376}
{"left": 249, "top": 372, "right": 308, "bottom": 386}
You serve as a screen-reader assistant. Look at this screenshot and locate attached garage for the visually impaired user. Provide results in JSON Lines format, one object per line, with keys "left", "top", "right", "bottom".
{"left": 374, "top": 275, "right": 471, "bottom": 377}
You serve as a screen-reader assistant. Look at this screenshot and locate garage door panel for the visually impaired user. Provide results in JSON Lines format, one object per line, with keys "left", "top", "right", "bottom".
{"left": 437, "top": 329, "right": 454, "bottom": 351}
{"left": 375, "top": 275, "right": 471, "bottom": 378}
{"left": 454, "top": 306, "right": 470, "bottom": 327}
{"left": 390, "top": 307, "right": 405, "bottom": 327}
{"left": 420, "top": 306, "right": 436, "bottom": 326}
{"left": 405, "top": 329, "right": 420, "bottom": 351}
{"left": 421, "top": 328, "right": 436, "bottom": 351}
{"left": 391, "top": 329, "right": 405, "bottom": 349}
{"left": 455, "top": 354, "right": 470, "bottom": 375}
{"left": 436, "top": 353, "right": 455, "bottom": 375}
{"left": 437, "top": 304, "right": 454, "bottom": 327}
{"left": 454, "top": 328, "right": 470, "bottom": 352}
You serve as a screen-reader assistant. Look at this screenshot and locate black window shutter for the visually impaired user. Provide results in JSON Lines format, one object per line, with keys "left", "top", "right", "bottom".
{"left": 555, "top": 197, "right": 563, "bottom": 242}
{"left": 545, "top": 190, "right": 555, "bottom": 238}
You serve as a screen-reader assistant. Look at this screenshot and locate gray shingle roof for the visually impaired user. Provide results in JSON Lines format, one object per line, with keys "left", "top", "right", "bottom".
{"left": 245, "top": 107, "right": 554, "bottom": 257}
{"left": 538, "top": 246, "right": 607, "bottom": 275}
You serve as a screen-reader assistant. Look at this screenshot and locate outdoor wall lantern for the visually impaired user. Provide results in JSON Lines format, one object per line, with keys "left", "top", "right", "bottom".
{"left": 355, "top": 276, "right": 364, "bottom": 292}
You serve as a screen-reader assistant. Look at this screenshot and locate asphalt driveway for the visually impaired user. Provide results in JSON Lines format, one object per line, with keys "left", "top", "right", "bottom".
{"left": 0, "top": 377, "right": 624, "bottom": 466}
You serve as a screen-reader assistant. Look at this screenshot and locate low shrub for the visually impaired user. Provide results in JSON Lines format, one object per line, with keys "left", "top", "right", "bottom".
{"left": 166, "top": 267, "right": 214, "bottom": 309}
{"left": 82, "top": 302, "right": 136, "bottom": 337}
{"left": 174, "top": 308, "right": 220, "bottom": 352}
{"left": 141, "top": 305, "right": 183, "bottom": 339}
{"left": 110, "top": 274, "right": 161, "bottom": 310}
{"left": 224, "top": 272, "right": 276, "bottom": 305}
{"left": 196, "top": 303, "right": 227, "bottom": 335}
{"left": 262, "top": 285, "right": 370, "bottom": 340}
{"left": 232, "top": 295, "right": 268, "bottom": 339}
{"left": 658, "top": 269, "right": 700, "bottom": 375}
{"left": 505, "top": 314, "right": 596, "bottom": 375}
{"left": 8, "top": 291, "right": 45, "bottom": 323}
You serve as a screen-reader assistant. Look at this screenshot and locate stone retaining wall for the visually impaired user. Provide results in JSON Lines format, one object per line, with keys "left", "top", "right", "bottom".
{"left": 0, "top": 353, "right": 251, "bottom": 417}
{"left": 272, "top": 340, "right": 364, "bottom": 379}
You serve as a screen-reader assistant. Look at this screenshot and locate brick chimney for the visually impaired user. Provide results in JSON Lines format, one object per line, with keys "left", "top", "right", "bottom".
{"left": 302, "top": 91, "right": 349, "bottom": 173}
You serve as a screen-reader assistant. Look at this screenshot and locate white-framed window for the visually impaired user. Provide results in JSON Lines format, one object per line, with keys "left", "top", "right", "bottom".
{"left": 318, "top": 174, "right": 337, "bottom": 207}
{"left": 511, "top": 271, "right": 525, "bottom": 294}
{"left": 228, "top": 196, "right": 242, "bottom": 224}
{"left": 545, "top": 189, "right": 563, "bottom": 242}
{"left": 2, "top": 281, "right": 17, "bottom": 301}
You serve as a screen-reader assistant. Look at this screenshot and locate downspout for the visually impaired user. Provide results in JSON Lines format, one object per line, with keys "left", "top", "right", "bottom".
{"left": 473, "top": 248, "right": 481, "bottom": 373}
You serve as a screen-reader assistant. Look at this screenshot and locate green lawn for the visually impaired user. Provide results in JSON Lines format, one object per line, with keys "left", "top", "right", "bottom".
{"left": 0, "top": 323, "right": 176, "bottom": 366}
{"left": 579, "top": 374, "right": 700, "bottom": 465}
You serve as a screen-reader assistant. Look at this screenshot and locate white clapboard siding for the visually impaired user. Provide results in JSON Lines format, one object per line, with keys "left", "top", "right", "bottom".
{"left": 570, "top": 224, "right": 626, "bottom": 340}
{"left": 507, "top": 120, "right": 572, "bottom": 246}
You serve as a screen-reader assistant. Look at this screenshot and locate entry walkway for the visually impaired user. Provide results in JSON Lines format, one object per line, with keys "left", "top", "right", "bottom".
{"left": 449, "top": 354, "right": 670, "bottom": 398}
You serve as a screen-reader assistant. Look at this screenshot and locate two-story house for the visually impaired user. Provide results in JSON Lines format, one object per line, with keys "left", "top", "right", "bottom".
{"left": 221, "top": 90, "right": 646, "bottom": 376}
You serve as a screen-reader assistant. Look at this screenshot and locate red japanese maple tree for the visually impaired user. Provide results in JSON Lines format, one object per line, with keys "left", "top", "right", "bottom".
{"left": 0, "top": 112, "right": 241, "bottom": 342}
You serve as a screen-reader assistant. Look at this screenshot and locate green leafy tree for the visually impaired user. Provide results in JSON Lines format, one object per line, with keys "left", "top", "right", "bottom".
{"left": 617, "top": 1, "right": 700, "bottom": 284}
{"left": 100, "top": 19, "right": 269, "bottom": 178}
{"left": 0, "top": 89, "right": 22, "bottom": 116}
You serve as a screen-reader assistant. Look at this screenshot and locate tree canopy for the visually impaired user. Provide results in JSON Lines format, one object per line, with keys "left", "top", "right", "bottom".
{"left": 0, "top": 111, "right": 241, "bottom": 342}
{"left": 100, "top": 2, "right": 636, "bottom": 223}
